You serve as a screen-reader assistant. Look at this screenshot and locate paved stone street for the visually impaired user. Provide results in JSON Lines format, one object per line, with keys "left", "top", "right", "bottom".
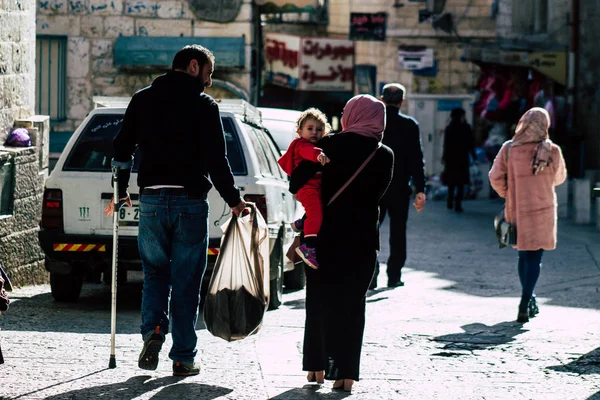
{"left": 1, "top": 199, "right": 599, "bottom": 400}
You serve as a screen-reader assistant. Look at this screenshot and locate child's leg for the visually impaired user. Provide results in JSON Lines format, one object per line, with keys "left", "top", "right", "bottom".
{"left": 297, "top": 188, "right": 322, "bottom": 248}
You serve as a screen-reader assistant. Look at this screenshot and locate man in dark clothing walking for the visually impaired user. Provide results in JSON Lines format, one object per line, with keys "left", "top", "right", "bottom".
{"left": 373, "top": 83, "right": 426, "bottom": 288}
{"left": 105, "top": 45, "right": 246, "bottom": 376}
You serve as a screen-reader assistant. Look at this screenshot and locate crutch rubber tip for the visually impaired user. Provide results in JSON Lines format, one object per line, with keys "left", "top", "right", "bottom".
{"left": 108, "top": 355, "right": 117, "bottom": 369}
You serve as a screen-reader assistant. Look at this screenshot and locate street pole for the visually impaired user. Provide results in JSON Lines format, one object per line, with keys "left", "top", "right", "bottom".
{"left": 567, "top": 0, "right": 581, "bottom": 176}
{"left": 252, "top": 1, "right": 263, "bottom": 106}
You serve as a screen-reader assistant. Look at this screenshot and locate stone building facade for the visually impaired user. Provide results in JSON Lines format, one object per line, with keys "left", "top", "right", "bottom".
{"left": 36, "top": 0, "right": 255, "bottom": 144}
{"left": 0, "top": 0, "right": 50, "bottom": 286}
{"left": 495, "top": 0, "right": 599, "bottom": 171}
{"left": 0, "top": 0, "right": 37, "bottom": 138}
{"left": 328, "top": 0, "right": 496, "bottom": 96}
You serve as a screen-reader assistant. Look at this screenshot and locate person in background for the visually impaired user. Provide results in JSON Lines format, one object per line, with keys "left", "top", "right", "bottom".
{"left": 441, "top": 107, "right": 477, "bottom": 213}
{"left": 105, "top": 45, "right": 246, "bottom": 376}
{"left": 374, "top": 83, "right": 426, "bottom": 289}
{"left": 277, "top": 108, "right": 331, "bottom": 270}
{"left": 489, "top": 107, "right": 566, "bottom": 323}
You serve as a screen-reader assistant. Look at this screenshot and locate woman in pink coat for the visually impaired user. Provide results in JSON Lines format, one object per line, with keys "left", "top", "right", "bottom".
{"left": 489, "top": 107, "right": 567, "bottom": 323}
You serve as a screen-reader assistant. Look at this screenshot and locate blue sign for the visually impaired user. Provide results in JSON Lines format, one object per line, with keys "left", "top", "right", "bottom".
{"left": 437, "top": 99, "right": 463, "bottom": 111}
{"left": 355, "top": 65, "right": 377, "bottom": 96}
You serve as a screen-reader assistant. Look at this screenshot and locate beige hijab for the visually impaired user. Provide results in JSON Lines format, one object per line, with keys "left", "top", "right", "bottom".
{"left": 512, "top": 107, "right": 553, "bottom": 175}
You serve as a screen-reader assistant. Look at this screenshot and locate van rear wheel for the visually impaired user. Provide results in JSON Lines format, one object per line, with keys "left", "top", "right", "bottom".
{"left": 284, "top": 262, "right": 306, "bottom": 290}
{"left": 50, "top": 271, "right": 83, "bottom": 302}
{"left": 268, "top": 238, "right": 284, "bottom": 310}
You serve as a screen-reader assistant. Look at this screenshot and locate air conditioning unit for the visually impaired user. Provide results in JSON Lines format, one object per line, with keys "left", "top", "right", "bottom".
{"left": 426, "top": 0, "right": 445, "bottom": 14}
{"left": 398, "top": 48, "right": 435, "bottom": 70}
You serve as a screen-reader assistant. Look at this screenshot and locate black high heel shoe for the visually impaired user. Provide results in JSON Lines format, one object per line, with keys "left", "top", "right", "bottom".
{"left": 528, "top": 296, "right": 539, "bottom": 318}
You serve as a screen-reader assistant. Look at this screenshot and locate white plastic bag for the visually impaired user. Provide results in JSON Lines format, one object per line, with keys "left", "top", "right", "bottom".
{"left": 203, "top": 203, "right": 270, "bottom": 342}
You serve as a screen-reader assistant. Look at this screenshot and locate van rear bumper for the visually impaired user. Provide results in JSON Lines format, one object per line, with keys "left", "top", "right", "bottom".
{"left": 39, "top": 229, "right": 220, "bottom": 274}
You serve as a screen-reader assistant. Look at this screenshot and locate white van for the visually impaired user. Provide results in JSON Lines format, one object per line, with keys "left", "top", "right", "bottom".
{"left": 258, "top": 107, "right": 302, "bottom": 152}
{"left": 39, "top": 99, "right": 304, "bottom": 309}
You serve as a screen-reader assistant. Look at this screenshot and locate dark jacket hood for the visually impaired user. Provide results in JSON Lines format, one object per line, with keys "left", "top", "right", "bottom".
{"left": 152, "top": 71, "right": 204, "bottom": 95}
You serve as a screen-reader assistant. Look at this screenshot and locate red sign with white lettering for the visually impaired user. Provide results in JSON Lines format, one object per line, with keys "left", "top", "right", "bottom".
{"left": 264, "top": 34, "right": 355, "bottom": 92}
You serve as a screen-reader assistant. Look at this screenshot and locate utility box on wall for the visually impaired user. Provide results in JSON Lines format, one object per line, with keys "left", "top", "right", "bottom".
{"left": 407, "top": 94, "right": 474, "bottom": 176}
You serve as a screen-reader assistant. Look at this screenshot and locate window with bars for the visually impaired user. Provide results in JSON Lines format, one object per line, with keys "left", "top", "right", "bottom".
{"left": 35, "top": 36, "right": 67, "bottom": 122}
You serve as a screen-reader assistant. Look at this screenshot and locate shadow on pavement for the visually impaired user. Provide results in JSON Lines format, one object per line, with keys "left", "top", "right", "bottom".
{"left": 1, "top": 281, "right": 207, "bottom": 334}
{"left": 25, "top": 375, "right": 232, "bottom": 400}
{"left": 546, "top": 346, "right": 600, "bottom": 375}
{"left": 432, "top": 321, "right": 528, "bottom": 352}
{"left": 269, "top": 385, "right": 351, "bottom": 399}
{"left": 387, "top": 199, "right": 600, "bottom": 310}
{"left": 8, "top": 368, "right": 108, "bottom": 399}
{"left": 283, "top": 288, "right": 388, "bottom": 311}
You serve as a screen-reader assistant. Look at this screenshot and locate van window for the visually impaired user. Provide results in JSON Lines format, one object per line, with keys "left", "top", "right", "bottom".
{"left": 62, "top": 114, "right": 247, "bottom": 175}
{"left": 63, "top": 114, "right": 135, "bottom": 172}
{"left": 255, "top": 128, "right": 286, "bottom": 180}
{"left": 244, "top": 125, "right": 273, "bottom": 177}
{"left": 221, "top": 117, "right": 247, "bottom": 175}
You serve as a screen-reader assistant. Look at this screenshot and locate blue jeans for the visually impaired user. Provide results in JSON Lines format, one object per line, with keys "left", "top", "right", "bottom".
{"left": 517, "top": 249, "right": 544, "bottom": 300}
{"left": 138, "top": 191, "right": 209, "bottom": 363}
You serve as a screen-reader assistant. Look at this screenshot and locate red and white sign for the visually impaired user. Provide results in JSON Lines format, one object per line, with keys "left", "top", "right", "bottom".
{"left": 264, "top": 33, "right": 355, "bottom": 92}
{"left": 264, "top": 34, "right": 301, "bottom": 89}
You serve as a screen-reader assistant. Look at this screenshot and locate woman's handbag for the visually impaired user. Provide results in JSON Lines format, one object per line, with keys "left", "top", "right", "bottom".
{"left": 494, "top": 208, "right": 517, "bottom": 248}
{"left": 494, "top": 142, "right": 517, "bottom": 248}
{"left": 286, "top": 144, "right": 382, "bottom": 262}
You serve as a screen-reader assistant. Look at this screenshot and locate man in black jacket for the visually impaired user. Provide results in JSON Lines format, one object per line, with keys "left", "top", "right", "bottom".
{"left": 105, "top": 45, "right": 245, "bottom": 376}
{"left": 374, "top": 83, "right": 426, "bottom": 288}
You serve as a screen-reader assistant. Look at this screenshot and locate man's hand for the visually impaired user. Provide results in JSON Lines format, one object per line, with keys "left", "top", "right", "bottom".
{"left": 231, "top": 199, "right": 248, "bottom": 217}
{"left": 104, "top": 195, "right": 132, "bottom": 217}
{"left": 317, "top": 152, "right": 330, "bottom": 166}
{"left": 413, "top": 192, "right": 426, "bottom": 213}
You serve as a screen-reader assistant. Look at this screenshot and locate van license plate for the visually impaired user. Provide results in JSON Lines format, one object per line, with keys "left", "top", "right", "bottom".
{"left": 118, "top": 206, "right": 139, "bottom": 222}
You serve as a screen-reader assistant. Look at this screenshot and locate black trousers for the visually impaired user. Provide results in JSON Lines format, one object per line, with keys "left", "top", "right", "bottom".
{"left": 302, "top": 252, "right": 376, "bottom": 381}
{"left": 447, "top": 184, "right": 464, "bottom": 210}
{"left": 377, "top": 194, "right": 411, "bottom": 283}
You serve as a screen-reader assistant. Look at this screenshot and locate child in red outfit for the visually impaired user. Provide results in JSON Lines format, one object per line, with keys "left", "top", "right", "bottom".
{"left": 277, "top": 108, "right": 331, "bottom": 269}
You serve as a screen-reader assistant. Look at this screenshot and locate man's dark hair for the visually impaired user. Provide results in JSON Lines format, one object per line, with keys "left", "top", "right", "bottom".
{"left": 171, "top": 45, "right": 215, "bottom": 71}
{"left": 382, "top": 83, "right": 406, "bottom": 105}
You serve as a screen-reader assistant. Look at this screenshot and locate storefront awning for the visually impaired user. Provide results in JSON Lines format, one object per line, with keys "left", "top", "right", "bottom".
{"left": 114, "top": 36, "right": 245, "bottom": 68}
{"left": 461, "top": 44, "right": 567, "bottom": 86}
{"left": 257, "top": 0, "right": 319, "bottom": 12}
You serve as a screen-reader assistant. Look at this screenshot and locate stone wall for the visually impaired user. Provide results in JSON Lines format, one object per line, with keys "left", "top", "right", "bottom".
{"left": 0, "top": 0, "right": 49, "bottom": 287}
{"left": 327, "top": 0, "right": 496, "bottom": 95}
{"left": 498, "top": 0, "right": 569, "bottom": 44}
{"left": 577, "top": 1, "right": 600, "bottom": 169}
{"left": 36, "top": 0, "right": 255, "bottom": 135}
{"left": 0, "top": 0, "right": 37, "bottom": 142}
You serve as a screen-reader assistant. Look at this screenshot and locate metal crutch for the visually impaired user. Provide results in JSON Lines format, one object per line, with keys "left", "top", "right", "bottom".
{"left": 108, "top": 165, "right": 120, "bottom": 369}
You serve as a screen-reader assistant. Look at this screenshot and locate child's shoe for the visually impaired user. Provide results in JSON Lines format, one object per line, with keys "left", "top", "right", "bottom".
{"left": 296, "top": 244, "right": 318, "bottom": 270}
{"left": 291, "top": 218, "right": 304, "bottom": 233}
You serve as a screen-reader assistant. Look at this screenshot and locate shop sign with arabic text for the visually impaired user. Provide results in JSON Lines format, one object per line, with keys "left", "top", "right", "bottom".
{"left": 264, "top": 33, "right": 301, "bottom": 89}
{"left": 298, "top": 37, "right": 354, "bottom": 91}
{"left": 264, "top": 34, "right": 355, "bottom": 91}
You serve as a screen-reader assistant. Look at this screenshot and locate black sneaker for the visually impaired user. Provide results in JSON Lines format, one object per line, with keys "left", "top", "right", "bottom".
{"left": 138, "top": 326, "right": 164, "bottom": 371}
{"left": 173, "top": 361, "right": 201, "bottom": 376}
